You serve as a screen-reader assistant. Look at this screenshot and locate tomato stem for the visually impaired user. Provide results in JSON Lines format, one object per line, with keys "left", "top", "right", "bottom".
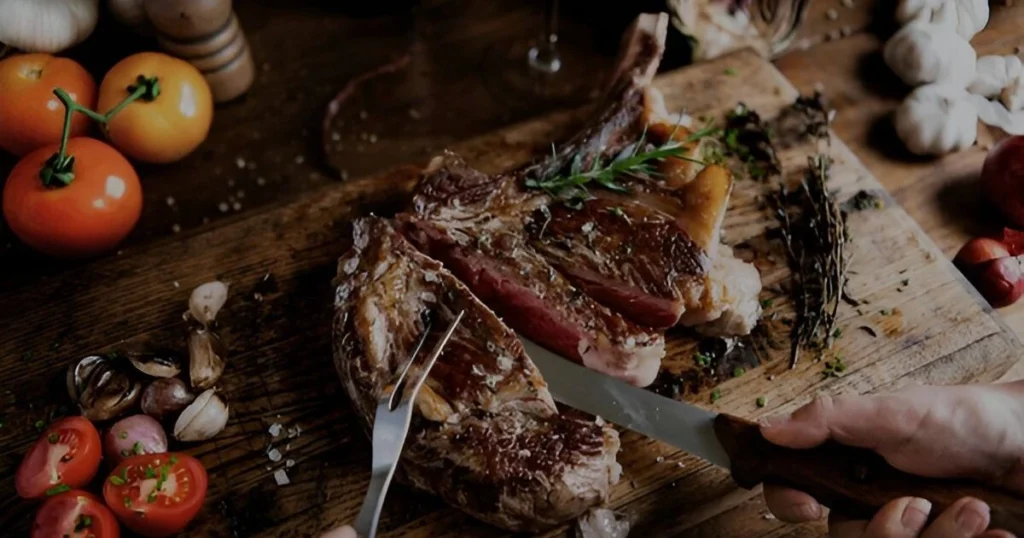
{"left": 102, "top": 75, "right": 160, "bottom": 123}
{"left": 38, "top": 89, "right": 83, "bottom": 188}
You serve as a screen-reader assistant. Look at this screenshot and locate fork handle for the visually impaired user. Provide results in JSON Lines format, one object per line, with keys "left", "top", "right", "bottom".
{"left": 354, "top": 469, "right": 396, "bottom": 538}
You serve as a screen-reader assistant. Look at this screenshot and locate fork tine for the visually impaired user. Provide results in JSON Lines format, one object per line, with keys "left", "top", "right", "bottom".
{"left": 387, "top": 317, "right": 433, "bottom": 410}
{"left": 398, "top": 310, "right": 465, "bottom": 407}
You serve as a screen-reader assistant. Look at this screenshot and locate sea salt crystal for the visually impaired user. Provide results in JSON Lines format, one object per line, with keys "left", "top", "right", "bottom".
{"left": 677, "top": 462, "right": 685, "bottom": 468}
{"left": 173, "top": 281, "right": 180, "bottom": 289}
{"left": 233, "top": 202, "right": 242, "bottom": 211}
{"left": 286, "top": 459, "right": 295, "bottom": 468}
{"left": 256, "top": 176, "right": 266, "bottom": 186}
{"left": 268, "top": 423, "right": 282, "bottom": 437}
{"left": 166, "top": 196, "right": 176, "bottom": 206}
{"left": 236, "top": 157, "right": 246, "bottom": 169}
{"left": 218, "top": 202, "right": 229, "bottom": 213}
{"left": 359, "top": 110, "right": 368, "bottom": 120}
{"left": 287, "top": 425, "right": 302, "bottom": 439}
{"left": 171, "top": 224, "right": 181, "bottom": 233}
{"left": 274, "top": 469, "right": 290, "bottom": 486}
{"left": 656, "top": 456, "right": 664, "bottom": 463}
{"left": 267, "top": 448, "right": 282, "bottom": 462}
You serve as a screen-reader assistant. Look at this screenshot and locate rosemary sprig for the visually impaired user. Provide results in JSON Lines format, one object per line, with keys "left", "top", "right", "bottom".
{"left": 770, "top": 154, "right": 849, "bottom": 368}
{"left": 526, "top": 125, "right": 717, "bottom": 199}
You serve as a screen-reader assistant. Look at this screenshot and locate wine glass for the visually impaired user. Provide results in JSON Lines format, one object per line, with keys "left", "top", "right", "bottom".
{"left": 479, "top": 0, "right": 598, "bottom": 112}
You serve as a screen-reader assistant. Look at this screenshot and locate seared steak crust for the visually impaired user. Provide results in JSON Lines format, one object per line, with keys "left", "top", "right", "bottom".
{"left": 333, "top": 217, "right": 620, "bottom": 532}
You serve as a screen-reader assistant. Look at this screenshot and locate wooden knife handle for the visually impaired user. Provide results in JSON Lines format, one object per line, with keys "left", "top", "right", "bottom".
{"left": 713, "top": 414, "right": 1024, "bottom": 534}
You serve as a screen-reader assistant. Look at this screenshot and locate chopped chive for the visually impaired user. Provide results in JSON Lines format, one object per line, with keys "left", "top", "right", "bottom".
{"left": 760, "top": 298, "right": 773, "bottom": 308}
{"left": 169, "top": 455, "right": 179, "bottom": 465}
{"left": 132, "top": 441, "right": 144, "bottom": 455}
{"left": 710, "top": 388, "right": 722, "bottom": 403}
{"left": 832, "top": 327, "right": 842, "bottom": 339}
{"left": 74, "top": 514, "right": 92, "bottom": 531}
{"left": 47, "top": 433, "right": 59, "bottom": 444}
{"left": 724, "top": 67, "right": 738, "bottom": 76}
{"left": 756, "top": 396, "right": 767, "bottom": 408}
{"left": 147, "top": 490, "right": 158, "bottom": 503}
{"left": 119, "top": 431, "right": 129, "bottom": 440}
{"left": 732, "top": 367, "right": 745, "bottom": 378}
{"left": 45, "top": 484, "right": 70, "bottom": 496}
{"left": 34, "top": 420, "right": 45, "bottom": 431}
{"left": 144, "top": 467, "right": 156, "bottom": 479}
{"left": 108, "top": 475, "right": 125, "bottom": 486}
{"left": 123, "top": 497, "right": 132, "bottom": 508}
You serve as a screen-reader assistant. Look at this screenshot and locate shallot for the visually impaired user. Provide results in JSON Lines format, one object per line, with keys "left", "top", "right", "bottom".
{"left": 954, "top": 237, "right": 1024, "bottom": 307}
{"left": 104, "top": 414, "right": 167, "bottom": 464}
{"left": 981, "top": 136, "right": 1024, "bottom": 228}
{"left": 141, "top": 377, "right": 195, "bottom": 421}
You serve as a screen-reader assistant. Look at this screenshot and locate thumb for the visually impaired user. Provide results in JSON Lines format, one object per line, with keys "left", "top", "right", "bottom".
{"left": 760, "top": 393, "right": 903, "bottom": 450}
{"left": 321, "top": 525, "right": 359, "bottom": 538}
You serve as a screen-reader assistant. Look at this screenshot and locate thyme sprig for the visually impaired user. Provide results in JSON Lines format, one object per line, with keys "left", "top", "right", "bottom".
{"left": 771, "top": 154, "right": 849, "bottom": 368}
{"left": 526, "top": 125, "right": 718, "bottom": 200}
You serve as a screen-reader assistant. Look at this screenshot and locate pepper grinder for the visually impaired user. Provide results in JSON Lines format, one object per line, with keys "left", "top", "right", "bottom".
{"left": 143, "top": 0, "right": 256, "bottom": 103}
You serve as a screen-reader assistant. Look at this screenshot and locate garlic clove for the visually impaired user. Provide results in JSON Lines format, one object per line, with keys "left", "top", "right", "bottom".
{"left": 127, "top": 351, "right": 182, "bottom": 378}
{"left": 173, "top": 389, "right": 229, "bottom": 442}
{"left": 189, "top": 280, "right": 229, "bottom": 326}
{"left": 189, "top": 328, "right": 226, "bottom": 390}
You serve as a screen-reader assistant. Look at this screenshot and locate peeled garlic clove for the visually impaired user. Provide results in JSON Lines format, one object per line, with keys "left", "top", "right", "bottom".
{"left": 189, "top": 281, "right": 229, "bottom": 326}
{"left": 173, "top": 389, "right": 229, "bottom": 442}
{"left": 127, "top": 351, "right": 182, "bottom": 378}
{"left": 189, "top": 329, "right": 226, "bottom": 390}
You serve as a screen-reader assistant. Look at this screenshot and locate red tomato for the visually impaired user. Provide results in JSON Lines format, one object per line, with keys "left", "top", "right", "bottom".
{"left": 16, "top": 417, "right": 102, "bottom": 499}
{"left": 0, "top": 54, "right": 96, "bottom": 155}
{"left": 103, "top": 453, "right": 208, "bottom": 537}
{"left": 97, "top": 52, "right": 213, "bottom": 164}
{"left": 32, "top": 489, "right": 120, "bottom": 538}
{"left": 3, "top": 137, "right": 143, "bottom": 258}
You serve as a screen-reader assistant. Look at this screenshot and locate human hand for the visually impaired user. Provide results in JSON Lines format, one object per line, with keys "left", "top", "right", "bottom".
{"left": 320, "top": 524, "right": 359, "bottom": 538}
{"left": 759, "top": 383, "right": 1024, "bottom": 537}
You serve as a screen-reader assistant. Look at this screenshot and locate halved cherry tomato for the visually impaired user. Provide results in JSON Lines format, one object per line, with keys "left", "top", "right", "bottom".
{"left": 32, "top": 489, "right": 120, "bottom": 538}
{"left": 0, "top": 54, "right": 96, "bottom": 156}
{"left": 103, "top": 453, "right": 208, "bottom": 537}
{"left": 97, "top": 52, "right": 213, "bottom": 164}
{"left": 16, "top": 417, "right": 102, "bottom": 499}
{"left": 3, "top": 137, "right": 143, "bottom": 258}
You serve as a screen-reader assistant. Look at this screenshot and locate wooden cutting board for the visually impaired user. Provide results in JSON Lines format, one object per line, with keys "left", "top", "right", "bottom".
{"left": 0, "top": 50, "right": 1020, "bottom": 537}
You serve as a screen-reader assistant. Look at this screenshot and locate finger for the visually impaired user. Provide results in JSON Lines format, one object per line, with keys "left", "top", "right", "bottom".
{"left": 976, "top": 531, "right": 1017, "bottom": 538}
{"left": 861, "top": 497, "right": 933, "bottom": 538}
{"left": 761, "top": 393, "right": 918, "bottom": 451}
{"left": 920, "top": 497, "right": 991, "bottom": 538}
{"left": 321, "top": 525, "right": 359, "bottom": 538}
{"left": 762, "top": 484, "right": 822, "bottom": 523}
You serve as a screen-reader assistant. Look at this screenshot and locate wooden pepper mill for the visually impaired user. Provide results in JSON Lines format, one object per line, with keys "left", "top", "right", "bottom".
{"left": 142, "top": 0, "right": 256, "bottom": 103}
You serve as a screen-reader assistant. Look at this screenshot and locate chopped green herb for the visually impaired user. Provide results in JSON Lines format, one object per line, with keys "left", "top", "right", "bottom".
{"left": 169, "top": 455, "right": 178, "bottom": 465}
{"left": 832, "top": 327, "right": 843, "bottom": 339}
{"left": 74, "top": 515, "right": 92, "bottom": 532}
{"left": 822, "top": 356, "right": 848, "bottom": 379}
{"left": 155, "top": 463, "right": 169, "bottom": 494}
{"left": 119, "top": 465, "right": 129, "bottom": 484}
{"left": 710, "top": 388, "right": 722, "bottom": 403}
{"left": 724, "top": 67, "right": 738, "bottom": 76}
{"left": 123, "top": 497, "right": 132, "bottom": 508}
{"left": 108, "top": 475, "right": 126, "bottom": 486}
{"left": 132, "top": 441, "right": 144, "bottom": 455}
{"left": 47, "top": 433, "right": 59, "bottom": 444}
{"left": 45, "top": 484, "right": 70, "bottom": 496}
{"left": 694, "top": 351, "right": 713, "bottom": 368}
{"left": 733, "top": 367, "right": 745, "bottom": 378}
{"left": 756, "top": 396, "right": 768, "bottom": 408}
{"left": 880, "top": 308, "right": 892, "bottom": 316}
{"left": 121, "top": 449, "right": 131, "bottom": 457}
{"left": 119, "top": 431, "right": 129, "bottom": 440}
{"left": 760, "top": 298, "right": 773, "bottom": 308}
{"left": 144, "top": 467, "right": 157, "bottom": 479}
{"left": 901, "top": 278, "right": 910, "bottom": 287}
{"left": 147, "top": 490, "right": 158, "bottom": 503}
{"left": 34, "top": 420, "right": 45, "bottom": 431}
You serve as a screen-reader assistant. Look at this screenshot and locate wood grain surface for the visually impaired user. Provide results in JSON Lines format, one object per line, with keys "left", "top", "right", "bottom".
{"left": 1, "top": 47, "right": 1020, "bottom": 537}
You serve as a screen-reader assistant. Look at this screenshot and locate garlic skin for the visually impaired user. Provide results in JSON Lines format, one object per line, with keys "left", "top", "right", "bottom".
{"left": 0, "top": 0, "right": 99, "bottom": 53}
{"left": 895, "top": 84, "right": 978, "bottom": 156}
{"left": 969, "top": 55, "right": 1024, "bottom": 98}
{"left": 173, "top": 389, "right": 229, "bottom": 442}
{"left": 189, "top": 280, "right": 229, "bottom": 326}
{"left": 968, "top": 94, "right": 1024, "bottom": 135}
{"left": 884, "top": 22, "right": 976, "bottom": 88}
{"left": 897, "top": 0, "right": 989, "bottom": 40}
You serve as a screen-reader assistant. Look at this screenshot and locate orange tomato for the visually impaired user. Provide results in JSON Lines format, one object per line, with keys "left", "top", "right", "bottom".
{"left": 97, "top": 52, "right": 213, "bottom": 164}
{"left": 0, "top": 54, "right": 96, "bottom": 156}
{"left": 3, "top": 138, "right": 142, "bottom": 258}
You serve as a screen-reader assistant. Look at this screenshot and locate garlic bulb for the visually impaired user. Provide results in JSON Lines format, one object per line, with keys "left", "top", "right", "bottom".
{"left": 968, "top": 94, "right": 1024, "bottom": 135}
{"left": 189, "top": 280, "right": 229, "bottom": 326}
{"left": 896, "top": 0, "right": 989, "bottom": 40}
{"left": 884, "top": 22, "right": 976, "bottom": 88}
{"left": 0, "top": 0, "right": 99, "bottom": 53}
{"left": 969, "top": 55, "right": 1024, "bottom": 98}
{"left": 895, "top": 84, "right": 978, "bottom": 156}
{"left": 173, "top": 389, "right": 229, "bottom": 442}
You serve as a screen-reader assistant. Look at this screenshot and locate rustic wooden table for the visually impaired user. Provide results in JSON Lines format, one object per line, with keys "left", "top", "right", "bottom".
{"left": 3, "top": 0, "right": 1024, "bottom": 536}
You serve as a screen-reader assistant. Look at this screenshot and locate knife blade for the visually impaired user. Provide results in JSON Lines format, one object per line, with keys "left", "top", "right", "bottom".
{"left": 519, "top": 335, "right": 1024, "bottom": 534}
{"left": 519, "top": 336, "right": 731, "bottom": 469}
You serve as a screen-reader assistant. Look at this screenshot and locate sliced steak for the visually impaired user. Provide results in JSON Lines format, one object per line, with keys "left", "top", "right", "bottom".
{"left": 333, "top": 217, "right": 620, "bottom": 532}
{"left": 400, "top": 153, "right": 666, "bottom": 387}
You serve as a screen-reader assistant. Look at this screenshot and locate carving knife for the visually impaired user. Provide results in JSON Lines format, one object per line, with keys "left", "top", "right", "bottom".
{"left": 519, "top": 337, "right": 1024, "bottom": 533}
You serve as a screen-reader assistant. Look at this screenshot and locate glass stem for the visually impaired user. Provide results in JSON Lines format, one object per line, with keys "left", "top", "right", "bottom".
{"left": 529, "top": 0, "right": 562, "bottom": 74}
